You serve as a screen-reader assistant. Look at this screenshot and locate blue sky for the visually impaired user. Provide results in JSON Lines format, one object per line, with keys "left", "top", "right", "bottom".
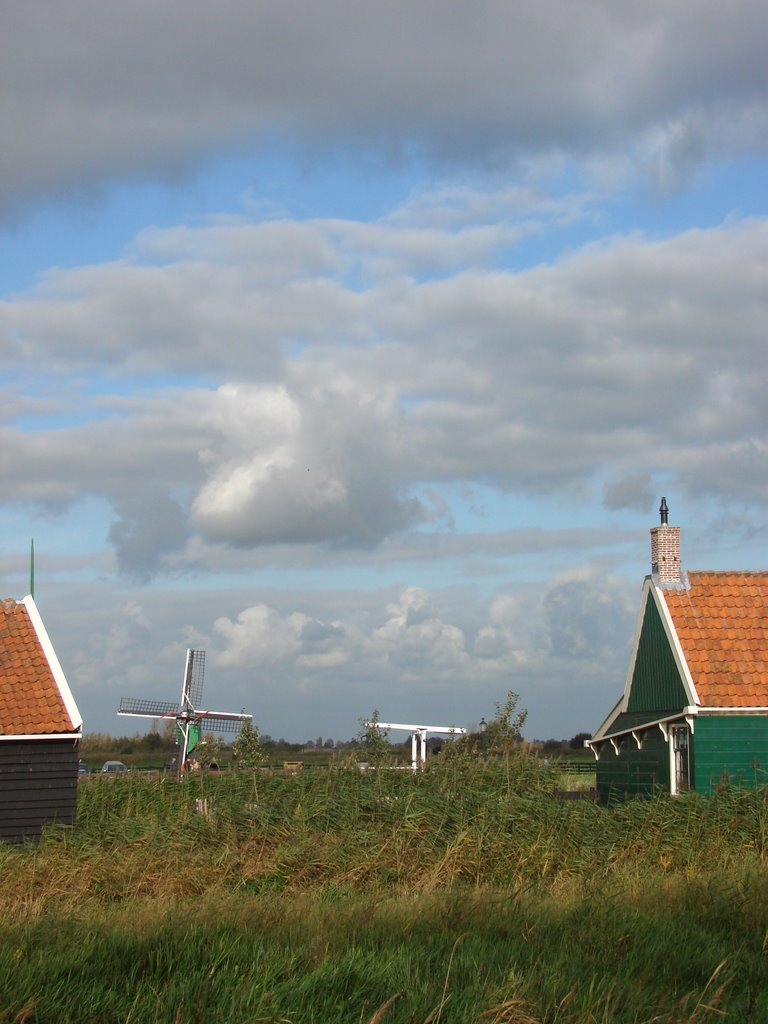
{"left": 1, "top": 0, "right": 767, "bottom": 744}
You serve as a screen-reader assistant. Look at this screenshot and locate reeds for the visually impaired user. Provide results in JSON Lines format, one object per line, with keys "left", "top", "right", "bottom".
{"left": 1, "top": 755, "right": 767, "bottom": 1022}
{"left": 48, "top": 761, "right": 768, "bottom": 896}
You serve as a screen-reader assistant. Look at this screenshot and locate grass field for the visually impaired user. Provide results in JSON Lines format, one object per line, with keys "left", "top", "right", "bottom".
{"left": 1, "top": 754, "right": 766, "bottom": 1023}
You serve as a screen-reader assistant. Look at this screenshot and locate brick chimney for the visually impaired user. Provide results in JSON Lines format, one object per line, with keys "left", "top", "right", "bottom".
{"left": 650, "top": 497, "right": 681, "bottom": 584}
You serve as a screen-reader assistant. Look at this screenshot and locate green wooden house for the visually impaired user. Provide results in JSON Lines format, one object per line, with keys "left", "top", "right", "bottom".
{"left": 588, "top": 501, "right": 768, "bottom": 801}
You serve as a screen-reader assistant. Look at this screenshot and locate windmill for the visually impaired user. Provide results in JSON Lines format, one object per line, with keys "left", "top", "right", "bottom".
{"left": 364, "top": 721, "right": 466, "bottom": 771}
{"left": 118, "top": 649, "right": 251, "bottom": 773}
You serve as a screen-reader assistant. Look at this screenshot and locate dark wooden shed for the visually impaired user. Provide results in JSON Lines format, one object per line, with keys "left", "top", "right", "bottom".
{"left": 0, "top": 596, "right": 82, "bottom": 842}
{"left": 588, "top": 503, "right": 768, "bottom": 801}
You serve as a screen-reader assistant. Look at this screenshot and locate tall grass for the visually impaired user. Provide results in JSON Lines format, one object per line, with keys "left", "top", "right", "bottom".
{"left": 1, "top": 755, "right": 767, "bottom": 1022}
{"left": 41, "top": 759, "right": 768, "bottom": 898}
{"left": 1, "top": 883, "right": 767, "bottom": 1022}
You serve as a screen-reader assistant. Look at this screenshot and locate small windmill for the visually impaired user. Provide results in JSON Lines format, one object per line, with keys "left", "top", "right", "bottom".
{"left": 118, "top": 649, "right": 251, "bottom": 773}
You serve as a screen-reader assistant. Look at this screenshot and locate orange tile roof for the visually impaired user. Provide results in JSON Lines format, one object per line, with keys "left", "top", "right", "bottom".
{"left": 0, "top": 598, "right": 77, "bottom": 736}
{"left": 663, "top": 572, "right": 768, "bottom": 708}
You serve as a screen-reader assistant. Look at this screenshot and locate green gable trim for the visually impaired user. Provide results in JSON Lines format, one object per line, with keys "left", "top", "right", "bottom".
{"left": 627, "top": 593, "right": 688, "bottom": 714}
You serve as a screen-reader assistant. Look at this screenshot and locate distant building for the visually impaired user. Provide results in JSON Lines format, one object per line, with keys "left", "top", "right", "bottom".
{"left": 0, "top": 596, "right": 82, "bottom": 841}
{"left": 588, "top": 501, "right": 768, "bottom": 800}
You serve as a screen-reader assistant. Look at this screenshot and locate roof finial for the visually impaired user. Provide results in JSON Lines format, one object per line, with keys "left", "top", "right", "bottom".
{"left": 659, "top": 497, "right": 669, "bottom": 526}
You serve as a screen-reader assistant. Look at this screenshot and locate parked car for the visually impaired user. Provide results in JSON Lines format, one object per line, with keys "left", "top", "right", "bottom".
{"left": 78, "top": 761, "right": 92, "bottom": 774}
{"left": 101, "top": 760, "right": 128, "bottom": 773}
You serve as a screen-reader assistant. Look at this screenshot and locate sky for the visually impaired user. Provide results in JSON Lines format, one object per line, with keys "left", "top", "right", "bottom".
{"left": 1, "top": 0, "right": 767, "bottom": 745}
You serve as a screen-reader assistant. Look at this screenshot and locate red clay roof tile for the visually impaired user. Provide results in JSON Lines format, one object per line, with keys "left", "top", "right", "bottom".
{"left": 0, "top": 598, "right": 77, "bottom": 735}
{"left": 663, "top": 572, "right": 768, "bottom": 708}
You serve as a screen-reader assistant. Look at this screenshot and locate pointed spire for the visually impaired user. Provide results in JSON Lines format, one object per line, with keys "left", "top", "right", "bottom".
{"left": 29, "top": 538, "right": 35, "bottom": 599}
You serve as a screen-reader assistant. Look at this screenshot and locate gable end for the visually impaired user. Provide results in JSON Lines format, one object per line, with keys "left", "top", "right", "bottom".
{"left": 626, "top": 585, "right": 692, "bottom": 714}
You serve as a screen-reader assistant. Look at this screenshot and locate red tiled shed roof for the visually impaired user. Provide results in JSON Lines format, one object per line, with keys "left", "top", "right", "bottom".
{"left": 0, "top": 598, "right": 79, "bottom": 736}
{"left": 663, "top": 572, "right": 768, "bottom": 708}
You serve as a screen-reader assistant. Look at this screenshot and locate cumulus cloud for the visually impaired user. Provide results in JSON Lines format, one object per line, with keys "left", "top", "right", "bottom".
{"left": 365, "top": 588, "right": 469, "bottom": 681}
{"left": 202, "top": 572, "right": 635, "bottom": 736}
{"left": 1, "top": 204, "right": 766, "bottom": 574}
{"left": 473, "top": 593, "right": 543, "bottom": 670}
{"left": 3, "top": 0, "right": 767, "bottom": 211}
{"left": 542, "top": 570, "right": 636, "bottom": 660}
{"left": 211, "top": 587, "right": 475, "bottom": 695}
{"left": 215, "top": 577, "right": 629, "bottom": 687}
{"left": 190, "top": 379, "right": 421, "bottom": 547}
{"left": 214, "top": 604, "right": 311, "bottom": 667}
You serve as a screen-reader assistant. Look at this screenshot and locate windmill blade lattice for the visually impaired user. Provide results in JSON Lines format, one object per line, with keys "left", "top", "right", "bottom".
{"left": 182, "top": 649, "right": 206, "bottom": 709}
{"left": 196, "top": 714, "right": 248, "bottom": 735}
{"left": 118, "top": 697, "right": 179, "bottom": 718}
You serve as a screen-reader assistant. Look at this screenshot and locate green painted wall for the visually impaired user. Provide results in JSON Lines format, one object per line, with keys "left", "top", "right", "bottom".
{"left": 627, "top": 595, "right": 688, "bottom": 713}
{"left": 596, "top": 730, "right": 669, "bottom": 803}
{"left": 692, "top": 715, "right": 768, "bottom": 795}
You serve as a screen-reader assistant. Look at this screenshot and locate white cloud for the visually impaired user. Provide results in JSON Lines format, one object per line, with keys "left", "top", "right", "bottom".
{"left": 190, "top": 378, "right": 419, "bottom": 547}
{"left": 139, "top": 572, "right": 635, "bottom": 739}
{"left": 2, "top": 208, "right": 766, "bottom": 573}
{"left": 213, "top": 604, "right": 309, "bottom": 666}
{"left": 366, "top": 588, "right": 468, "bottom": 681}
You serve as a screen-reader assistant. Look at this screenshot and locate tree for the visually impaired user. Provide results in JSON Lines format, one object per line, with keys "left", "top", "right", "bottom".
{"left": 569, "top": 731, "right": 591, "bottom": 750}
{"left": 542, "top": 738, "right": 564, "bottom": 753}
{"left": 483, "top": 690, "right": 535, "bottom": 797}
{"left": 234, "top": 719, "right": 265, "bottom": 770}
{"left": 484, "top": 690, "right": 528, "bottom": 756}
{"left": 233, "top": 718, "right": 266, "bottom": 800}
{"left": 358, "top": 710, "right": 392, "bottom": 767}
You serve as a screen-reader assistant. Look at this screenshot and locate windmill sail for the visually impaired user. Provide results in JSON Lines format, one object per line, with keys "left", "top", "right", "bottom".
{"left": 182, "top": 649, "right": 206, "bottom": 709}
{"left": 195, "top": 712, "right": 250, "bottom": 734}
{"left": 118, "top": 697, "right": 180, "bottom": 719}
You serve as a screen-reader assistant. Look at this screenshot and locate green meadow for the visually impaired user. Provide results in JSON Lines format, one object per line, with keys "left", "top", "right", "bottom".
{"left": 1, "top": 756, "right": 767, "bottom": 1023}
